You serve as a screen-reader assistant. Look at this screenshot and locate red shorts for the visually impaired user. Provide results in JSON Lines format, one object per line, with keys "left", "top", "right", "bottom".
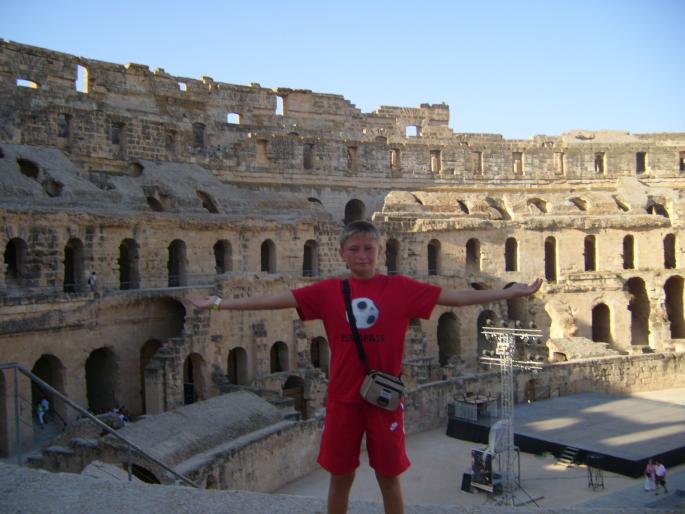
{"left": 317, "top": 400, "right": 410, "bottom": 476}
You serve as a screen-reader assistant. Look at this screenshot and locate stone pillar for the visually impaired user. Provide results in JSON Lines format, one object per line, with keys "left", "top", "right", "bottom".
{"left": 143, "top": 362, "right": 165, "bottom": 415}
{"left": 293, "top": 319, "right": 312, "bottom": 369}
{"left": 252, "top": 321, "right": 269, "bottom": 376}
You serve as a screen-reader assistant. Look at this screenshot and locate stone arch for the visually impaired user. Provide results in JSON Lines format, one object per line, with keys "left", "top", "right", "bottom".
{"left": 626, "top": 277, "right": 650, "bottom": 346}
{"left": 270, "top": 341, "right": 289, "bottom": 373}
{"left": 544, "top": 236, "right": 557, "bottom": 282}
{"left": 528, "top": 198, "right": 548, "bottom": 214}
{"left": 130, "top": 464, "right": 160, "bottom": 484}
{"left": 344, "top": 199, "right": 366, "bottom": 224}
{"left": 303, "top": 240, "right": 319, "bottom": 277}
{"left": 261, "top": 239, "right": 276, "bottom": 273}
{"left": 428, "top": 239, "right": 441, "bottom": 276}
{"left": 214, "top": 240, "right": 232, "bottom": 275}
{"left": 310, "top": 337, "right": 329, "bottom": 376}
{"left": 647, "top": 202, "right": 669, "bottom": 218}
{"left": 385, "top": 238, "right": 399, "bottom": 275}
{"left": 465, "top": 238, "right": 481, "bottom": 273}
{"left": 119, "top": 238, "right": 140, "bottom": 290}
{"left": 85, "top": 347, "right": 118, "bottom": 414}
{"left": 31, "top": 354, "right": 66, "bottom": 426}
{"left": 63, "top": 237, "right": 85, "bottom": 293}
{"left": 664, "top": 275, "right": 685, "bottom": 339}
{"left": 477, "top": 310, "right": 497, "bottom": 357}
{"left": 183, "top": 353, "right": 205, "bottom": 405}
{"left": 4, "top": 237, "right": 28, "bottom": 289}
{"left": 623, "top": 235, "right": 635, "bottom": 270}
{"left": 167, "top": 239, "right": 187, "bottom": 287}
{"left": 227, "top": 346, "right": 248, "bottom": 385}
{"left": 139, "top": 339, "right": 162, "bottom": 414}
{"left": 505, "top": 237, "right": 518, "bottom": 272}
{"left": 283, "top": 375, "right": 306, "bottom": 418}
{"left": 592, "top": 303, "right": 612, "bottom": 343}
{"left": 664, "top": 233, "right": 676, "bottom": 269}
{"left": 584, "top": 235, "right": 597, "bottom": 271}
{"left": 437, "top": 312, "right": 461, "bottom": 366}
{"left": 196, "top": 190, "right": 219, "bottom": 214}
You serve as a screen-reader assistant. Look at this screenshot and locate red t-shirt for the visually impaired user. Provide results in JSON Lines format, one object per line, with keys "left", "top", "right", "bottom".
{"left": 292, "top": 274, "right": 441, "bottom": 403}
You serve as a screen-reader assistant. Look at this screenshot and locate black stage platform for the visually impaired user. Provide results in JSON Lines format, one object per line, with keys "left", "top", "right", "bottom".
{"left": 447, "top": 392, "right": 685, "bottom": 478}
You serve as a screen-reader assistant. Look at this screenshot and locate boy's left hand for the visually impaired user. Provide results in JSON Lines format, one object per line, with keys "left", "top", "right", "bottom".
{"left": 506, "top": 278, "right": 543, "bottom": 297}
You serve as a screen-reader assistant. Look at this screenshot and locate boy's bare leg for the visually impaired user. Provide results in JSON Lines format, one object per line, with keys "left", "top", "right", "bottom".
{"left": 375, "top": 471, "right": 405, "bottom": 514}
{"left": 327, "top": 472, "right": 355, "bottom": 514}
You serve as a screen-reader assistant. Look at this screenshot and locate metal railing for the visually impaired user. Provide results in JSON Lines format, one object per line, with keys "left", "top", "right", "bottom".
{"left": 0, "top": 362, "right": 198, "bottom": 488}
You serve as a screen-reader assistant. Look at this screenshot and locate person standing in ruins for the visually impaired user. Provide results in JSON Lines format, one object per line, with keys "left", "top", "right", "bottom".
{"left": 87, "top": 271, "right": 98, "bottom": 292}
{"left": 189, "top": 221, "right": 542, "bottom": 514}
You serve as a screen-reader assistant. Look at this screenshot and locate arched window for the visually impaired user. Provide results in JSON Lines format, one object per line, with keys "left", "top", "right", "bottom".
{"left": 427, "top": 239, "right": 441, "bottom": 276}
{"left": 183, "top": 353, "right": 205, "bottom": 405}
{"left": 85, "top": 348, "right": 118, "bottom": 414}
{"left": 303, "top": 240, "right": 319, "bottom": 277}
{"left": 465, "top": 238, "right": 481, "bottom": 273}
{"left": 344, "top": 199, "right": 366, "bottom": 224}
{"left": 31, "top": 354, "right": 66, "bottom": 424}
{"left": 4, "top": 238, "right": 28, "bottom": 289}
{"left": 227, "top": 347, "right": 248, "bottom": 385}
{"left": 622, "top": 235, "right": 635, "bottom": 270}
{"left": 385, "top": 238, "right": 399, "bottom": 275}
{"left": 664, "top": 276, "right": 685, "bottom": 339}
{"left": 626, "top": 277, "right": 649, "bottom": 346}
{"left": 584, "top": 235, "right": 597, "bottom": 272}
{"left": 214, "top": 240, "right": 232, "bottom": 275}
{"left": 437, "top": 313, "right": 461, "bottom": 366}
{"left": 505, "top": 237, "right": 518, "bottom": 272}
{"left": 310, "top": 337, "right": 329, "bottom": 376}
{"left": 119, "top": 239, "right": 140, "bottom": 290}
{"left": 261, "top": 239, "right": 276, "bottom": 273}
{"left": 270, "top": 341, "right": 289, "bottom": 372}
{"left": 544, "top": 237, "right": 557, "bottom": 282}
{"left": 592, "top": 303, "right": 612, "bottom": 343}
{"left": 664, "top": 234, "right": 676, "bottom": 269}
{"left": 168, "top": 240, "right": 187, "bottom": 287}
{"left": 64, "top": 238, "right": 85, "bottom": 293}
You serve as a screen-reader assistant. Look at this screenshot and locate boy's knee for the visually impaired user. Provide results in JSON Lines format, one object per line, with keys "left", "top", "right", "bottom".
{"left": 375, "top": 472, "right": 401, "bottom": 490}
{"left": 329, "top": 472, "right": 355, "bottom": 492}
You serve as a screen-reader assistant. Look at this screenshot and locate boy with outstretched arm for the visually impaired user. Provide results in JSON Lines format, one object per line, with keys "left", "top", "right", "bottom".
{"left": 190, "top": 221, "right": 542, "bottom": 514}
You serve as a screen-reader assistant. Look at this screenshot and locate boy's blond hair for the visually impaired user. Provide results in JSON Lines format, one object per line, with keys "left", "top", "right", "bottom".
{"left": 339, "top": 221, "right": 381, "bottom": 248}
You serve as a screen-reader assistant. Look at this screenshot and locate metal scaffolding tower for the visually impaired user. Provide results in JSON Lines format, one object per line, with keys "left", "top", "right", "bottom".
{"left": 480, "top": 325, "right": 543, "bottom": 506}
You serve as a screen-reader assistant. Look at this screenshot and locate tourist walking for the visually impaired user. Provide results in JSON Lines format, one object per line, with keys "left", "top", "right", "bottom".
{"left": 654, "top": 460, "right": 668, "bottom": 494}
{"left": 36, "top": 397, "right": 49, "bottom": 428}
{"left": 190, "top": 221, "right": 542, "bottom": 514}
{"left": 643, "top": 459, "right": 656, "bottom": 492}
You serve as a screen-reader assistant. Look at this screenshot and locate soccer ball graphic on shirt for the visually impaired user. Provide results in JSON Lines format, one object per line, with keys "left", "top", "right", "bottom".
{"left": 350, "top": 297, "right": 379, "bottom": 329}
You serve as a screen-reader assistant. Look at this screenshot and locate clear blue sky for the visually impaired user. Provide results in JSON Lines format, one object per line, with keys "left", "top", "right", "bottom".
{"left": 3, "top": 0, "right": 683, "bottom": 139}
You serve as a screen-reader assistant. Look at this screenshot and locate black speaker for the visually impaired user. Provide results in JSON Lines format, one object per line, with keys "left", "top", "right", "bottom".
{"left": 461, "top": 472, "right": 472, "bottom": 492}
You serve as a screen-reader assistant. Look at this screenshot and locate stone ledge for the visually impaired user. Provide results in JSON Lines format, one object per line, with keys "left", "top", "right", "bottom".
{"left": 0, "top": 462, "right": 659, "bottom": 514}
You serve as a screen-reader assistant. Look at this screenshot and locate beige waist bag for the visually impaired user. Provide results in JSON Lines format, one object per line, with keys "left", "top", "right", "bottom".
{"left": 360, "top": 370, "right": 406, "bottom": 411}
{"left": 343, "top": 279, "right": 406, "bottom": 411}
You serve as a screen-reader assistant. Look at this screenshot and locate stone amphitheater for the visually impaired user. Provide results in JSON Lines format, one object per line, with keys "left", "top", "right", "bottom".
{"left": 1, "top": 39, "right": 684, "bottom": 512}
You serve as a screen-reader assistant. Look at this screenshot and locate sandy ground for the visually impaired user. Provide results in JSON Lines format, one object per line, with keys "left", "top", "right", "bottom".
{"left": 276, "top": 388, "right": 685, "bottom": 509}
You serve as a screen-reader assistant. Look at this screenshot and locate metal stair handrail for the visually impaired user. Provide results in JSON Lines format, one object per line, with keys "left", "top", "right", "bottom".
{"left": 0, "top": 362, "right": 198, "bottom": 488}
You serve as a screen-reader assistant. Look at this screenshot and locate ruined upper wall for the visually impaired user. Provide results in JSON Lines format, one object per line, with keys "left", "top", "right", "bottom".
{"left": 1, "top": 40, "right": 684, "bottom": 183}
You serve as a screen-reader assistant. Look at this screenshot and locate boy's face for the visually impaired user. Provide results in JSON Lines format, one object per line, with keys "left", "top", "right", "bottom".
{"left": 339, "top": 233, "right": 382, "bottom": 280}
